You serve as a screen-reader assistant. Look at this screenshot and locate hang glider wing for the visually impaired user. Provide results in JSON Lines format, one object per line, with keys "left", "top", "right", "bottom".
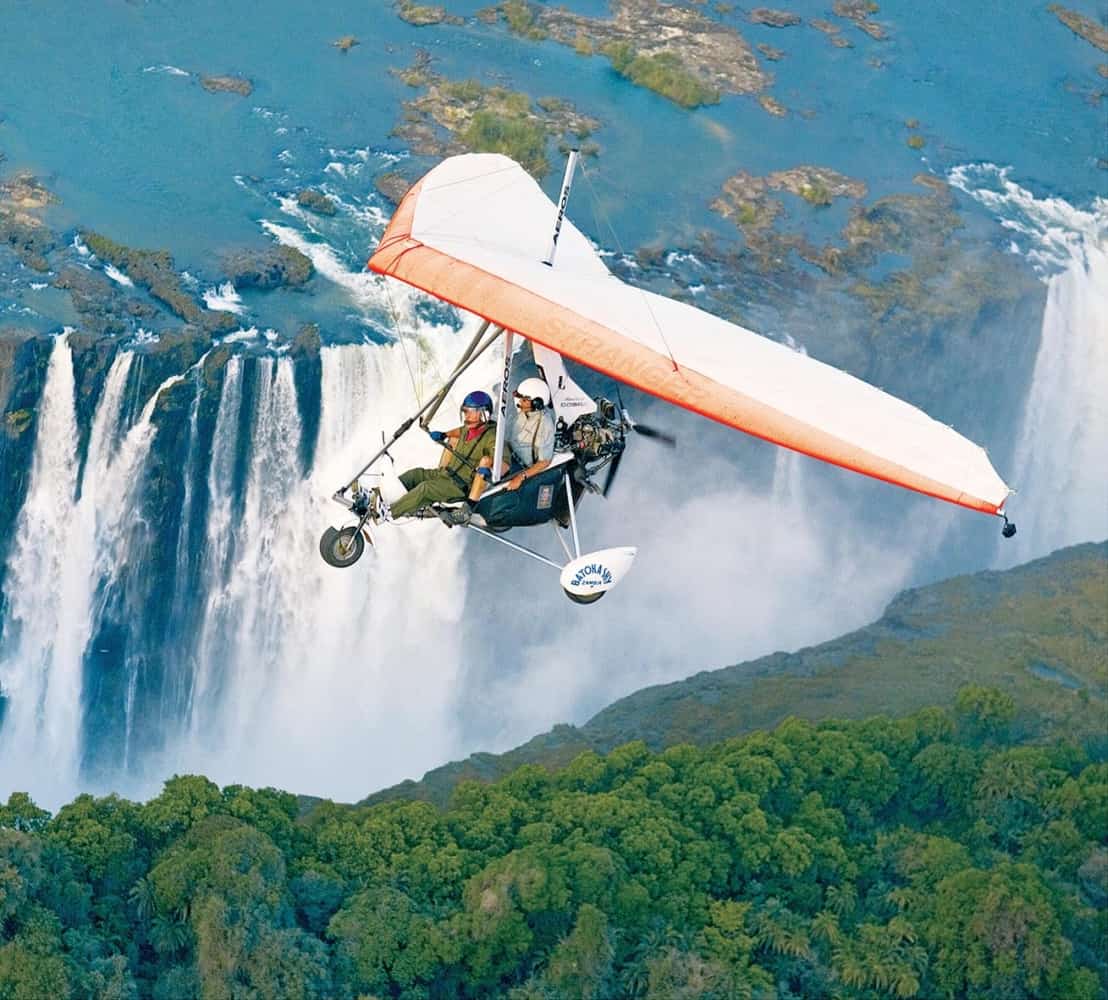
{"left": 367, "top": 154, "right": 1011, "bottom": 515}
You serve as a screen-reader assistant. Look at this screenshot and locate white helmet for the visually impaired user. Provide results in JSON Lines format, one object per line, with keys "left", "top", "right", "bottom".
{"left": 515, "top": 377, "right": 551, "bottom": 410}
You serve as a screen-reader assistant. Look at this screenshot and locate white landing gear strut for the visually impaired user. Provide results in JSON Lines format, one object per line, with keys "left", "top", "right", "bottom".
{"left": 467, "top": 472, "right": 636, "bottom": 604}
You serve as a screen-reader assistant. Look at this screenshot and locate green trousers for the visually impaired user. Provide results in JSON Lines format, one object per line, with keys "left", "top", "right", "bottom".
{"left": 389, "top": 467, "right": 466, "bottom": 518}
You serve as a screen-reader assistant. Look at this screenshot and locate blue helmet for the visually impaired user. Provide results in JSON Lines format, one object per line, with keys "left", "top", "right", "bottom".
{"left": 461, "top": 390, "right": 493, "bottom": 421}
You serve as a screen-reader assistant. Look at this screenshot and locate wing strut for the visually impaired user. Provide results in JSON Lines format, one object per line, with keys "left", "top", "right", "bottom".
{"left": 339, "top": 320, "right": 503, "bottom": 492}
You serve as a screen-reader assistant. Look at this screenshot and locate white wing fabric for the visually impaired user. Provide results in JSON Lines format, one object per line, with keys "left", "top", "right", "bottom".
{"left": 368, "top": 154, "right": 1011, "bottom": 515}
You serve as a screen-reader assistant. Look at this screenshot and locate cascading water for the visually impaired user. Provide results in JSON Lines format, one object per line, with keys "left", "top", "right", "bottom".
{"left": 167, "top": 334, "right": 493, "bottom": 800}
{"left": 1007, "top": 229, "right": 1108, "bottom": 562}
{"left": 949, "top": 165, "right": 1108, "bottom": 564}
{"left": 0, "top": 341, "right": 176, "bottom": 804}
{"left": 0, "top": 334, "right": 83, "bottom": 801}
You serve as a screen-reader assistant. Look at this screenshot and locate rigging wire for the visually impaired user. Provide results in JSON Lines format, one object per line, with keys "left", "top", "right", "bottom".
{"left": 579, "top": 161, "right": 682, "bottom": 374}
{"left": 380, "top": 272, "right": 423, "bottom": 407}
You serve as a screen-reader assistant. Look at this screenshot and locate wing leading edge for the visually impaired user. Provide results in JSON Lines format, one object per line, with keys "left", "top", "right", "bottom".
{"left": 368, "top": 154, "right": 1011, "bottom": 516}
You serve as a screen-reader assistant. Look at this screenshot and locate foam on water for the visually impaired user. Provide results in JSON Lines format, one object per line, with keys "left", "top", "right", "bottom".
{"left": 203, "top": 282, "right": 245, "bottom": 315}
{"left": 142, "top": 64, "right": 190, "bottom": 77}
{"left": 103, "top": 264, "right": 135, "bottom": 288}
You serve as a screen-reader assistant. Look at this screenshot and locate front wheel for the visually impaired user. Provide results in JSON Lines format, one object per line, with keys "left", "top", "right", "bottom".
{"left": 563, "top": 588, "right": 604, "bottom": 605}
{"left": 319, "top": 526, "right": 366, "bottom": 568}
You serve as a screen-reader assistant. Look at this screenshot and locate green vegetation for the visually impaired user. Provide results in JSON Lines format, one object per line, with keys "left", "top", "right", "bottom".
{"left": 799, "top": 181, "right": 833, "bottom": 206}
{"left": 3, "top": 408, "right": 32, "bottom": 437}
{"left": 572, "top": 29, "right": 594, "bottom": 55}
{"left": 2, "top": 694, "right": 1105, "bottom": 998}
{"left": 501, "top": 0, "right": 548, "bottom": 40}
{"left": 602, "top": 43, "right": 721, "bottom": 108}
{"left": 442, "top": 78, "right": 484, "bottom": 103}
{"left": 373, "top": 543, "right": 1107, "bottom": 810}
{"left": 461, "top": 110, "right": 550, "bottom": 178}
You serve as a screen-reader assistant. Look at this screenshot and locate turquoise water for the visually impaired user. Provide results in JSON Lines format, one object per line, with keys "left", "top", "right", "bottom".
{"left": 2, "top": 0, "right": 1102, "bottom": 287}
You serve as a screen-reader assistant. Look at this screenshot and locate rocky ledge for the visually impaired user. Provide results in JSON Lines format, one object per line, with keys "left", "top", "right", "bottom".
{"left": 0, "top": 174, "right": 57, "bottom": 272}
{"left": 749, "top": 8, "right": 801, "bottom": 28}
{"left": 79, "top": 230, "right": 237, "bottom": 332}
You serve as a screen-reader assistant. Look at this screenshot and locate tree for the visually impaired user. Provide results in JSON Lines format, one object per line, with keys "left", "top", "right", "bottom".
{"left": 0, "top": 793, "right": 50, "bottom": 834}
{"left": 543, "top": 903, "right": 614, "bottom": 998}
{"left": 328, "top": 886, "right": 450, "bottom": 997}
{"left": 954, "top": 685, "right": 1016, "bottom": 742}
{"left": 922, "top": 863, "right": 1074, "bottom": 997}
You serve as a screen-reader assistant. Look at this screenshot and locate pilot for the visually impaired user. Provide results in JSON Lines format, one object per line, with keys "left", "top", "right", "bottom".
{"left": 382, "top": 389, "right": 501, "bottom": 521}
{"left": 505, "top": 377, "right": 556, "bottom": 490}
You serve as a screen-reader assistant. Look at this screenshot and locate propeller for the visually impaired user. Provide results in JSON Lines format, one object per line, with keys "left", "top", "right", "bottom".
{"left": 600, "top": 412, "right": 677, "bottom": 497}
{"left": 622, "top": 408, "right": 677, "bottom": 448}
{"left": 601, "top": 450, "right": 624, "bottom": 497}
{"left": 629, "top": 422, "right": 677, "bottom": 447}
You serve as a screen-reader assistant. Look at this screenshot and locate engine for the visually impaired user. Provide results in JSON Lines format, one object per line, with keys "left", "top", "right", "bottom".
{"left": 565, "top": 398, "right": 626, "bottom": 463}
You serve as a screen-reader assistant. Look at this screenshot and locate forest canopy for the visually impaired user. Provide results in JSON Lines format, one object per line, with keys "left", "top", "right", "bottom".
{"left": 1, "top": 689, "right": 1105, "bottom": 999}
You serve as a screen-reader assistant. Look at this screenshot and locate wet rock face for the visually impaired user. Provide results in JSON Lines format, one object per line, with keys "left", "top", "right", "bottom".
{"left": 221, "top": 245, "right": 314, "bottom": 290}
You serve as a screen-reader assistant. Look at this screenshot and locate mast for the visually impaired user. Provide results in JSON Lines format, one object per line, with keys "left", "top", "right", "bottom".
{"left": 543, "top": 148, "right": 580, "bottom": 268}
{"left": 493, "top": 149, "right": 581, "bottom": 479}
{"left": 491, "top": 330, "right": 515, "bottom": 483}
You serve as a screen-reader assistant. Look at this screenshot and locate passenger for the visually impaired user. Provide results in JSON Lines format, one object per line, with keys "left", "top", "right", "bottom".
{"left": 384, "top": 390, "right": 500, "bottom": 521}
{"left": 505, "top": 377, "right": 556, "bottom": 490}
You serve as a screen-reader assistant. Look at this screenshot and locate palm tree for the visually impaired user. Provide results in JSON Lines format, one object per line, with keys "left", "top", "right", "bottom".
{"left": 150, "top": 913, "right": 191, "bottom": 957}
{"left": 129, "top": 876, "right": 158, "bottom": 924}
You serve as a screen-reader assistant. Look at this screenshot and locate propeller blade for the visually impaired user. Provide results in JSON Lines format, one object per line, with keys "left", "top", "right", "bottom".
{"left": 632, "top": 423, "right": 677, "bottom": 448}
{"left": 602, "top": 451, "right": 624, "bottom": 497}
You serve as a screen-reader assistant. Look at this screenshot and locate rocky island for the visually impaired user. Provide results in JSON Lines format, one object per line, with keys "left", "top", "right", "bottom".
{"left": 480, "top": 0, "right": 769, "bottom": 109}
{"left": 199, "top": 75, "right": 253, "bottom": 97}
{"left": 390, "top": 53, "right": 600, "bottom": 178}
{"left": 1048, "top": 3, "right": 1108, "bottom": 51}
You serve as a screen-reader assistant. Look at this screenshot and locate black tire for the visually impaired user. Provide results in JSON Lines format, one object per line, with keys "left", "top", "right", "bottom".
{"left": 564, "top": 588, "right": 605, "bottom": 605}
{"left": 319, "top": 526, "right": 366, "bottom": 568}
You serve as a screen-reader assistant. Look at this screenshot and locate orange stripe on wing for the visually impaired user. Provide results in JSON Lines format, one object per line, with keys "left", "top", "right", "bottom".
{"left": 367, "top": 231, "right": 1001, "bottom": 517}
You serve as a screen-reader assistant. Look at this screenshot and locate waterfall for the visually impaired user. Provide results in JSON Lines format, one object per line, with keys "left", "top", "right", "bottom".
{"left": 0, "top": 335, "right": 83, "bottom": 802}
{"left": 1006, "top": 238, "right": 1108, "bottom": 562}
{"left": 949, "top": 165, "right": 1108, "bottom": 564}
{"left": 167, "top": 334, "right": 493, "bottom": 800}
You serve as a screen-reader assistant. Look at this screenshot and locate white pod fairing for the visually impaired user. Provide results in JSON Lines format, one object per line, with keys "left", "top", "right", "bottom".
{"left": 559, "top": 546, "right": 637, "bottom": 604}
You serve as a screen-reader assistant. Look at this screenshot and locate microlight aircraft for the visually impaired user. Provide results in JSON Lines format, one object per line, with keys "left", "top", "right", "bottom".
{"left": 319, "top": 152, "right": 1016, "bottom": 603}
